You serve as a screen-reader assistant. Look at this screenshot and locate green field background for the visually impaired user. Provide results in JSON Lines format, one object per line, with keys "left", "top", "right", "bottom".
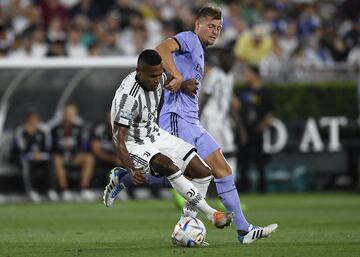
{"left": 0, "top": 193, "right": 359, "bottom": 257}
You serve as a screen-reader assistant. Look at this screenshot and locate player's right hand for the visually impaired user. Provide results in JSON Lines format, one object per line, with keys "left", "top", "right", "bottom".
{"left": 130, "top": 168, "right": 147, "bottom": 185}
{"left": 165, "top": 76, "right": 183, "bottom": 92}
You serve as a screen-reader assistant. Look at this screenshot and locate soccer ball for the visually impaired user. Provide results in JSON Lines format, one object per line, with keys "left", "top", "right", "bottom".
{"left": 171, "top": 217, "right": 207, "bottom": 247}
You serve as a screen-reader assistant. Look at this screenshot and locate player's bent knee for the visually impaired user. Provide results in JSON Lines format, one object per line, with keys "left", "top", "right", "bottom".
{"left": 184, "top": 154, "right": 212, "bottom": 179}
{"left": 211, "top": 162, "right": 232, "bottom": 178}
{"left": 150, "top": 153, "right": 180, "bottom": 177}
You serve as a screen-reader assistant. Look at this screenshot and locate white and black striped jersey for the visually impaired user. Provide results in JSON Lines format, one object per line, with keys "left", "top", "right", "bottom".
{"left": 201, "top": 66, "right": 234, "bottom": 121}
{"left": 110, "top": 71, "right": 167, "bottom": 144}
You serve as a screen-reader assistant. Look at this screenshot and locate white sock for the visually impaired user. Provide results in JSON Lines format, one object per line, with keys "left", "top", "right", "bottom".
{"left": 183, "top": 176, "right": 212, "bottom": 218}
{"left": 168, "top": 171, "right": 216, "bottom": 221}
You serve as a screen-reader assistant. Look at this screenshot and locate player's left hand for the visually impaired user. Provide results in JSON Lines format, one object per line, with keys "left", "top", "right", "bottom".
{"left": 181, "top": 79, "right": 198, "bottom": 97}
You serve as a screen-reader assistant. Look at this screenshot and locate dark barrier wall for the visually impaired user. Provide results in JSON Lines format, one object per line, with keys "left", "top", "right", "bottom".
{"left": 234, "top": 81, "right": 360, "bottom": 190}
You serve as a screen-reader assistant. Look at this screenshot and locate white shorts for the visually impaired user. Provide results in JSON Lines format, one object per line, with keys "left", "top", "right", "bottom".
{"left": 126, "top": 129, "right": 196, "bottom": 176}
{"left": 201, "top": 115, "right": 235, "bottom": 153}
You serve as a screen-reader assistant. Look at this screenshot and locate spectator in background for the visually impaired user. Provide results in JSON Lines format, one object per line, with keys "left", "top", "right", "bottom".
{"left": 162, "top": 20, "right": 179, "bottom": 40}
{"left": 261, "top": 5, "right": 286, "bottom": 36}
{"left": 328, "top": 37, "right": 349, "bottom": 62}
{"left": 298, "top": 4, "right": 321, "bottom": 39}
{"left": 348, "top": 36, "right": 360, "bottom": 69}
{"left": 47, "top": 16, "right": 67, "bottom": 43}
{"left": 305, "top": 36, "right": 334, "bottom": 68}
{"left": 344, "top": 18, "right": 360, "bottom": 50}
{"left": 66, "top": 24, "right": 88, "bottom": 57}
{"left": 51, "top": 103, "right": 95, "bottom": 201}
{"left": 0, "top": 0, "right": 359, "bottom": 65}
{"left": 89, "top": 42, "right": 100, "bottom": 56}
{"left": 111, "top": 0, "right": 139, "bottom": 30}
{"left": 72, "top": 14, "right": 94, "bottom": 48}
{"left": 13, "top": 112, "right": 57, "bottom": 203}
{"left": 8, "top": 34, "right": 32, "bottom": 58}
{"left": 46, "top": 39, "right": 67, "bottom": 56}
{"left": 91, "top": 112, "right": 122, "bottom": 188}
{"left": 217, "top": 1, "right": 246, "bottom": 47}
{"left": 40, "top": 0, "right": 69, "bottom": 28}
{"left": 99, "top": 28, "right": 124, "bottom": 56}
{"left": 131, "top": 26, "right": 150, "bottom": 55}
{"left": 234, "top": 66, "right": 273, "bottom": 193}
{"left": 0, "top": 23, "right": 13, "bottom": 55}
{"left": 234, "top": 25, "right": 273, "bottom": 65}
{"left": 11, "top": 2, "right": 42, "bottom": 36}
{"left": 279, "top": 22, "right": 298, "bottom": 59}
{"left": 119, "top": 11, "right": 149, "bottom": 55}
{"left": 31, "top": 26, "right": 47, "bottom": 57}
{"left": 240, "top": 0, "right": 262, "bottom": 27}
{"left": 260, "top": 41, "right": 286, "bottom": 79}
{"left": 70, "top": 0, "right": 99, "bottom": 20}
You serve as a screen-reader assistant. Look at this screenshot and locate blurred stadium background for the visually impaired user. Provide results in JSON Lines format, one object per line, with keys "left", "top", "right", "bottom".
{"left": 0, "top": 0, "right": 360, "bottom": 256}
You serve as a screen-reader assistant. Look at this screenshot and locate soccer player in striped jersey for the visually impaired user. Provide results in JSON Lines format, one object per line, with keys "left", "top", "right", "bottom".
{"left": 200, "top": 49, "right": 237, "bottom": 174}
{"left": 155, "top": 6, "right": 277, "bottom": 244}
{"left": 103, "top": 49, "right": 233, "bottom": 229}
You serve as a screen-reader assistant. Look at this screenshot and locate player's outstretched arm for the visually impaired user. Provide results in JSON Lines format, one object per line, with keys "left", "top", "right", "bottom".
{"left": 155, "top": 38, "right": 183, "bottom": 92}
{"left": 112, "top": 124, "right": 146, "bottom": 185}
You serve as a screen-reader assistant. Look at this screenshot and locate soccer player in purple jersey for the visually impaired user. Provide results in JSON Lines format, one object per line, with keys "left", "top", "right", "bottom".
{"left": 155, "top": 6, "right": 277, "bottom": 244}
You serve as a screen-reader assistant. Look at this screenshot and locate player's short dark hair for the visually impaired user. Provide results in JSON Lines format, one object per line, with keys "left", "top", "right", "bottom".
{"left": 137, "top": 49, "right": 162, "bottom": 68}
{"left": 196, "top": 6, "right": 222, "bottom": 20}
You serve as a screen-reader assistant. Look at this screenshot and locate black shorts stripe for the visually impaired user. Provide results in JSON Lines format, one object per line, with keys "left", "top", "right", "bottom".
{"left": 174, "top": 114, "right": 179, "bottom": 137}
{"left": 170, "top": 113, "right": 179, "bottom": 137}
{"left": 182, "top": 148, "right": 196, "bottom": 161}
{"left": 170, "top": 113, "right": 174, "bottom": 135}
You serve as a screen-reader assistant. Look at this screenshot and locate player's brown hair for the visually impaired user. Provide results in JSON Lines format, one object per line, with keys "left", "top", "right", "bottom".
{"left": 196, "top": 6, "right": 222, "bottom": 20}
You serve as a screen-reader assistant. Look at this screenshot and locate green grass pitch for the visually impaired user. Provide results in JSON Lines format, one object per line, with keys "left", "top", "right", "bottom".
{"left": 0, "top": 193, "right": 359, "bottom": 257}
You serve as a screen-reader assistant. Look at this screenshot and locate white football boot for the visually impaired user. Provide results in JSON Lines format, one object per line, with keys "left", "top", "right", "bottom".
{"left": 238, "top": 224, "right": 278, "bottom": 244}
{"left": 103, "top": 167, "right": 128, "bottom": 207}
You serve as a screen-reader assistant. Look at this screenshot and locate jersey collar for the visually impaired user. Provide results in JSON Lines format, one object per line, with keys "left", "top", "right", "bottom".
{"left": 193, "top": 31, "right": 206, "bottom": 52}
{"left": 135, "top": 75, "right": 149, "bottom": 92}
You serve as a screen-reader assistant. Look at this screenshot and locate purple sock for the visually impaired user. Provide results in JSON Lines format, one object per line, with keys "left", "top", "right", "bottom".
{"left": 119, "top": 173, "right": 172, "bottom": 188}
{"left": 214, "top": 175, "right": 250, "bottom": 232}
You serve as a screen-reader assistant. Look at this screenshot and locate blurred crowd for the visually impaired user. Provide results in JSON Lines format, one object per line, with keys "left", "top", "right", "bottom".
{"left": 0, "top": 0, "right": 360, "bottom": 74}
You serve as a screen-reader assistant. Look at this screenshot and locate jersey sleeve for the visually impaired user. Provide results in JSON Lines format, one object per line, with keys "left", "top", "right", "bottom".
{"left": 113, "top": 92, "right": 138, "bottom": 127}
{"left": 173, "top": 31, "right": 198, "bottom": 54}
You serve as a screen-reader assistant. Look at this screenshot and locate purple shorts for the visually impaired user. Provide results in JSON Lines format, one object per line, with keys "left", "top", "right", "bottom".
{"left": 159, "top": 113, "right": 220, "bottom": 160}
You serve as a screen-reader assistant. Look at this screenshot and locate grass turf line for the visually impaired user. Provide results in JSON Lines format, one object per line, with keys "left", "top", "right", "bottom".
{"left": 0, "top": 192, "right": 359, "bottom": 257}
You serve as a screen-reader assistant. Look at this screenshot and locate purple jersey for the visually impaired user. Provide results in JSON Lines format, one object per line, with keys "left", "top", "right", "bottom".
{"left": 159, "top": 31, "right": 205, "bottom": 124}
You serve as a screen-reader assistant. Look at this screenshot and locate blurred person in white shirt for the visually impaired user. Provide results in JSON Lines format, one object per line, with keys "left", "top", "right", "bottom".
{"left": 260, "top": 41, "right": 286, "bottom": 79}
{"left": 279, "top": 22, "right": 298, "bottom": 59}
{"left": 66, "top": 24, "right": 88, "bottom": 58}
